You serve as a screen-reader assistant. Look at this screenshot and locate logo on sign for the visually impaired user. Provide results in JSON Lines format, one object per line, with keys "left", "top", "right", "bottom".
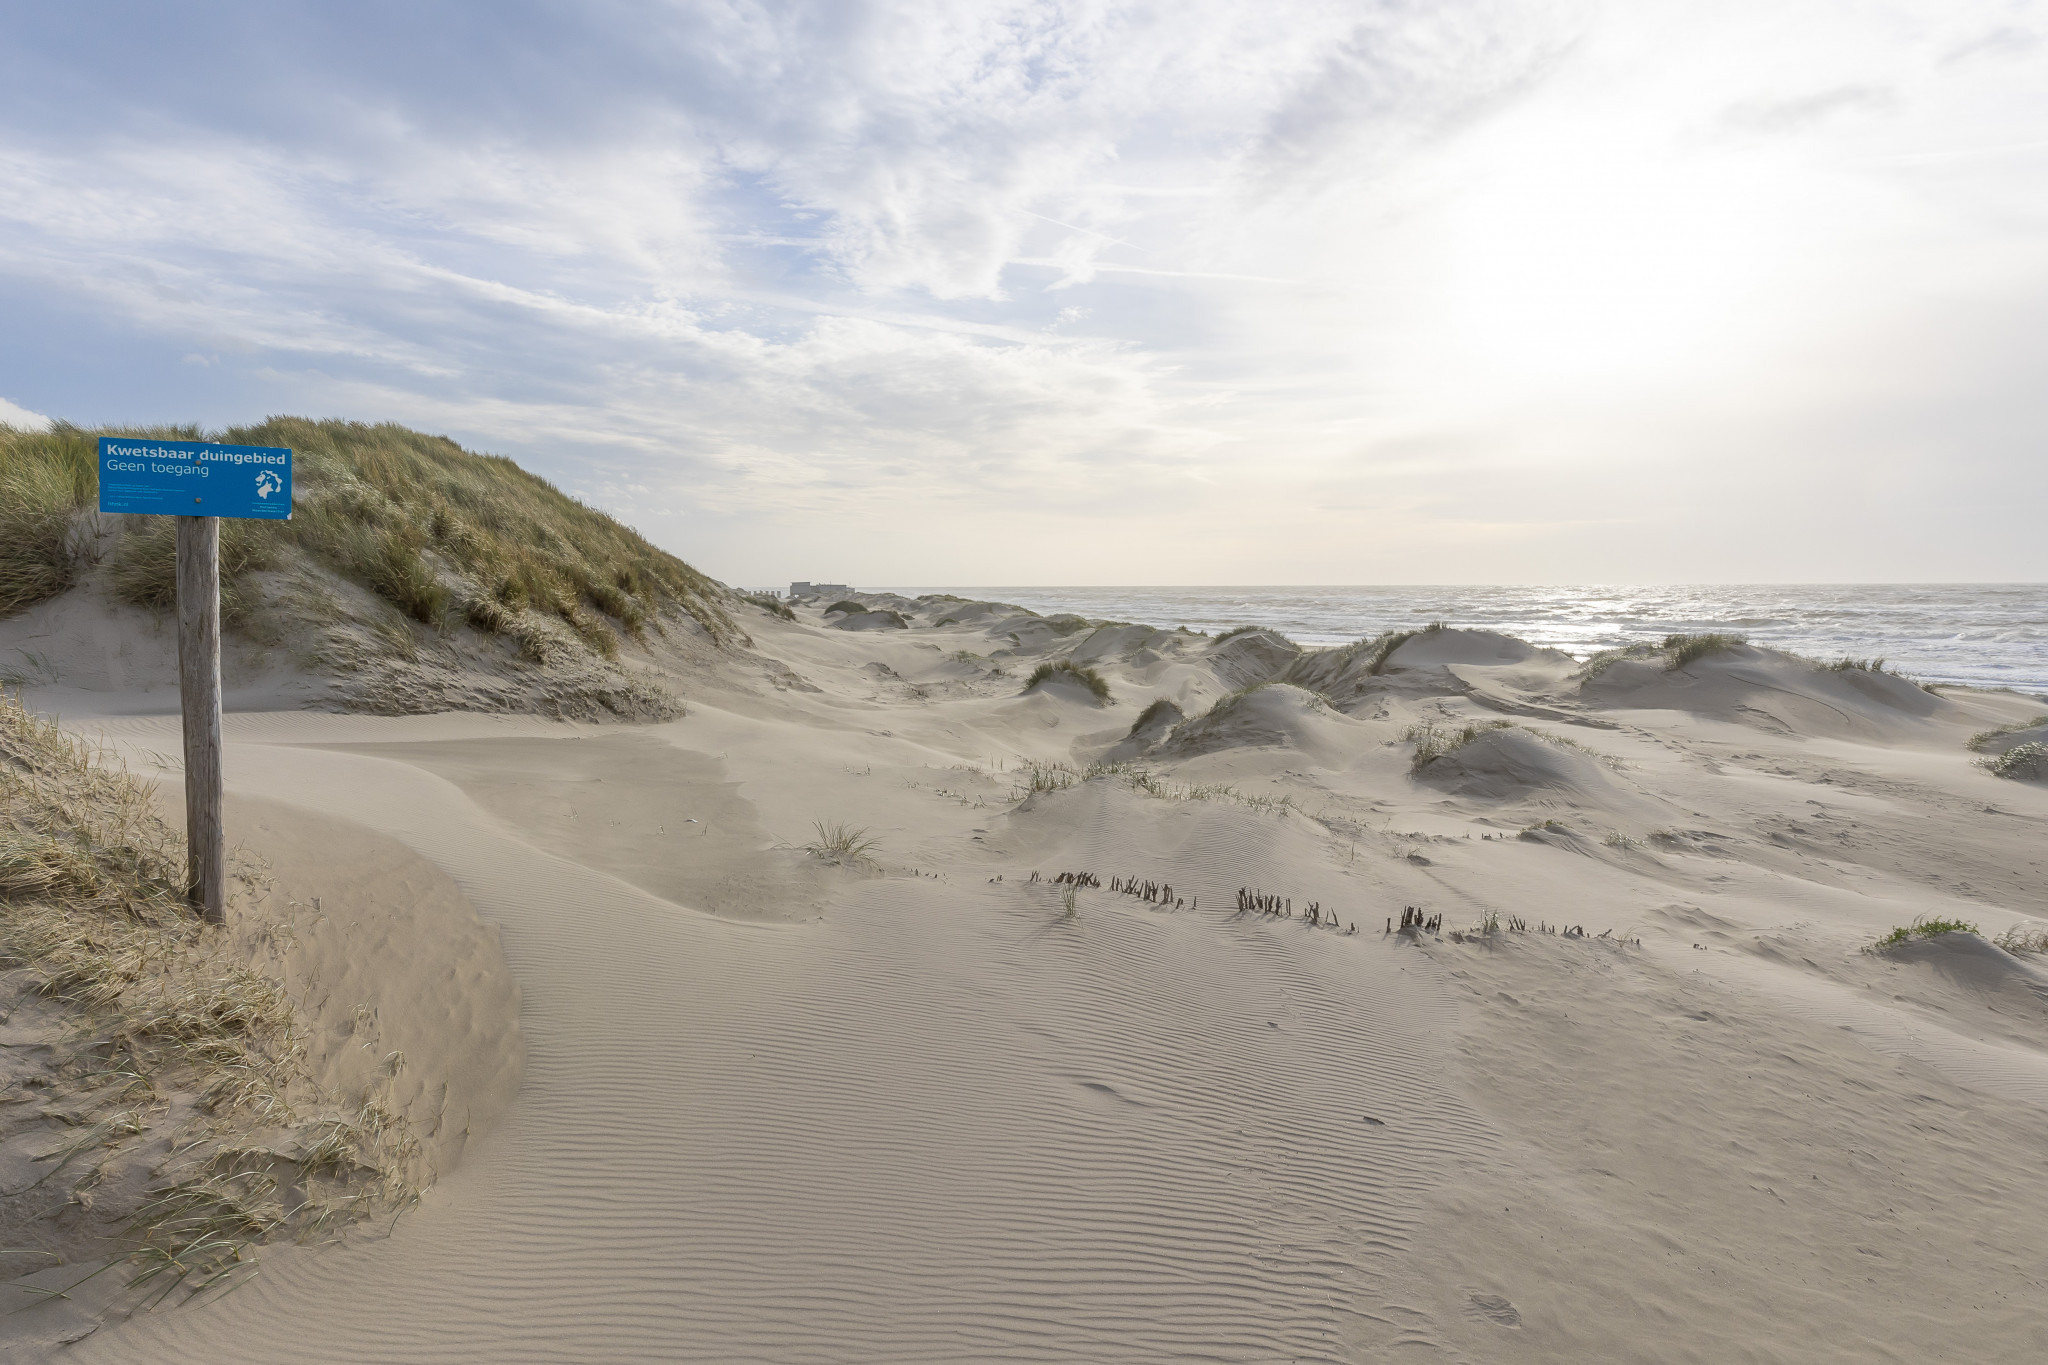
{"left": 255, "top": 470, "right": 283, "bottom": 499}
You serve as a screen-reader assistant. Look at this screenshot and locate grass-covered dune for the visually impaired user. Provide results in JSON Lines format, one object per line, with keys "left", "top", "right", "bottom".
{"left": 1, "top": 418, "right": 742, "bottom": 717}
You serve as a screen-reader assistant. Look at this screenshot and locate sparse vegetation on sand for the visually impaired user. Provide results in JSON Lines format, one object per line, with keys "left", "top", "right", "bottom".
{"left": 1182, "top": 682, "right": 1333, "bottom": 727}
{"left": 1662, "top": 632, "right": 1747, "bottom": 669}
{"left": 1361, "top": 621, "right": 1448, "bottom": 676}
{"left": 1968, "top": 716, "right": 2048, "bottom": 753}
{"left": 1583, "top": 634, "right": 1750, "bottom": 677}
{"left": 1821, "top": 656, "right": 1892, "bottom": 674}
{"left": 1015, "top": 761, "right": 1084, "bottom": 796}
{"left": 1525, "top": 726, "right": 1627, "bottom": 769}
{"left": 1213, "top": 624, "right": 1290, "bottom": 645}
{"left": 1578, "top": 642, "right": 1663, "bottom": 679}
{"left": 803, "top": 821, "right": 880, "bottom": 866}
{"left": 0, "top": 691, "right": 421, "bottom": 1298}
{"left": 1870, "top": 915, "right": 1980, "bottom": 951}
{"left": 1008, "top": 759, "right": 1302, "bottom": 815}
{"left": 3, "top": 419, "right": 740, "bottom": 674}
{"left": 824, "top": 600, "right": 867, "bottom": 616}
{"left": 1126, "top": 698, "right": 1183, "bottom": 737}
{"left": 1022, "top": 659, "right": 1112, "bottom": 702}
{"left": 1979, "top": 742, "right": 2048, "bottom": 781}
{"left": 1994, "top": 922, "right": 2048, "bottom": 956}
{"left": 1402, "top": 719, "right": 1512, "bottom": 773}
{"left": 1445, "top": 912, "right": 1633, "bottom": 944}
{"left": 743, "top": 593, "right": 796, "bottom": 621}
{"left": 1239, "top": 679, "right": 1326, "bottom": 704}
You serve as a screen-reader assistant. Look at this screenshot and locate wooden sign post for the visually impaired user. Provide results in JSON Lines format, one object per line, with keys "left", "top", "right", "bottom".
{"left": 176, "top": 515, "right": 226, "bottom": 921}
{"left": 98, "top": 437, "right": 293, "bottom": 925}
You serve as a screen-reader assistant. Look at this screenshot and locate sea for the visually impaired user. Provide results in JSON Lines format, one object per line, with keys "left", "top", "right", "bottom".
{"left": 885, "top": 585, "right": 2048, "bottom": 695}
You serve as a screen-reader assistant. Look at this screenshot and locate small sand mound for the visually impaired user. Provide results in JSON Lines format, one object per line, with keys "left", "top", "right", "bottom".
{"left": 1884, "top": 933, "right": 2048, "bottom": 1014}
{"left": 1978, "top": 723, "right": 2048, "bottom": 755}
{"left": 1206, "top": 630, "right": 1301, "bottom": 689}
{"left": 1287, "top": 630, "right": 1574, "bottom": 709}
{"left": 924, "top": 599, "right": 1011, "bottom": 625}
{"left": 1102, "top": 698, "right": 1185, "bottom": 760}
{"left": 1164, "top": 684, "right": 1332, "bottom": 756}
{"left": 1128, "top": 697, "right": 1184, "bottom": 736}
{"left": 831, "top": 609, "right": 908, "bottom": 631}
{"left": 1068, "top": 623, "right": 1178, "bottom": 667}
{"left": 1582, "top": 645, "right": 1951, "bottom": 739}
{"left": 1973, "top": 721, "right": 2048, "bottom": 781}
{"left": 1022, "top": 660, "right": 1112, "bottom": 704}
{"left": 985, "top": 613, "right": 1096, "bottom": 653}
{"left": 1412, "top": 726, "right": 1615, "bottom": 804}
{"left": 1381, "top": 628, "right": 1564, "bottom": 671}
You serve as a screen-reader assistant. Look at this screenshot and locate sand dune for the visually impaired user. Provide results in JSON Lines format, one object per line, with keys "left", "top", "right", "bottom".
{"left": 7, "top": 600, "right": 2048, "bottom": 1361}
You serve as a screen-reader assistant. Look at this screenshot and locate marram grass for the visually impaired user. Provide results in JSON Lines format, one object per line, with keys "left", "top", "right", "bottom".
{"left": 1, "top": 418, "right": 740, "bottom": 664}
{"left": 1402, "top": 719, "right": 1512, "bottom": 773}
{"left": 1662, "top": 632, "right": 1747, "bottom": 669}
{"left": 1022, "top": 659, "right": 1112, "bottom": 702}
{"left": 0, "top": 690, "right": 424, "bottom": 1298}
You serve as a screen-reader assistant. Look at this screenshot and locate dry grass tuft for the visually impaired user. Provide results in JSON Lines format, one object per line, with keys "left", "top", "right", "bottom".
{"left": 743, "top": 593, "right": 796, "bottom": 621}
{"left": 1022, "top": 659, "right": 1112, "bottom": 703}
{"left": 1402, "top": 719, "right": 1513, "bottom": 773}
{"left": 1213, "top": 624, "right": 1292, "bottom": 645}
{"left": 105, "top": 513, "right": 279, "bottom": 626}
{"left": 803, "top": 821, "right": 880, "bottom": 867}
{"left": 1577, "top": 642, "right": 1663, "bottom": 680}
{"left": 1356, "top": 622, "right": 1446, "bottom": 675}
{"left": 1994, "top": 922, "right": 2048, "bottom": 956}
{"left": 0, "top": 424, "right": 107, "bottom": 618}
{"left": 1125, "top": 698, "right": 1183, "bottom": 737}
{"left": 1014, "top": 762, "right": 1082, "bottom": 796}
{"left": 1662, "top": 632, "right": 1746, "bottom": 670}
{"left": 0, "top": 692, "right": 423, "bottom": 1301}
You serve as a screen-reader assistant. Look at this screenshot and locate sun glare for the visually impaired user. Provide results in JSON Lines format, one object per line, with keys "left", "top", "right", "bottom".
{"left": 1438, "top": 133, "right": 1779, "bottom": 392}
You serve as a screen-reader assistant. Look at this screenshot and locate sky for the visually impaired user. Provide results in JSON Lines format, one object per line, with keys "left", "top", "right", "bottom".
{"left": 2, "top": 0, "right": 2045, "bottom": 588}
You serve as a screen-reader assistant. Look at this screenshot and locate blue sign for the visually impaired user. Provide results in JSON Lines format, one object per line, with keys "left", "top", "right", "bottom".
{"left": 97, "top": 438, "right": 293, "bottom": 519}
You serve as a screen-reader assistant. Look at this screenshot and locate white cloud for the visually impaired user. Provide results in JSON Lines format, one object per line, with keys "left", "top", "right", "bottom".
{"left": 0, "top": 396, "right": 51, "bottom": 429}
{"left": 0, "top": 0, "right": 2044, "bottom": 583}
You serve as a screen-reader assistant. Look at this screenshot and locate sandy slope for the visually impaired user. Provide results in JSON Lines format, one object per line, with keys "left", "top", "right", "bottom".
{"left": 10, "top": 604, "right": 2048, "bottom": 1361}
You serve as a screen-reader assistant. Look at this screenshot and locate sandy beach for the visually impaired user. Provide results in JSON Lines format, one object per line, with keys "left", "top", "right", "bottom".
{"left": 4, "top": 588, "right": 2045, "bottom": 1362}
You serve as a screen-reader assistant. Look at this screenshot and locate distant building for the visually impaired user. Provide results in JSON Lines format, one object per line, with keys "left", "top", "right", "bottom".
{"left": 789, "top": 581, "right": 851, "bottom": 598}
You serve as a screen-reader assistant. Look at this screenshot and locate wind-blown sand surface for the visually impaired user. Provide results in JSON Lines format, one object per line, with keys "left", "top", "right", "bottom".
{"left": 10, "top": 599, "right": 2048, "bottom": 1362}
